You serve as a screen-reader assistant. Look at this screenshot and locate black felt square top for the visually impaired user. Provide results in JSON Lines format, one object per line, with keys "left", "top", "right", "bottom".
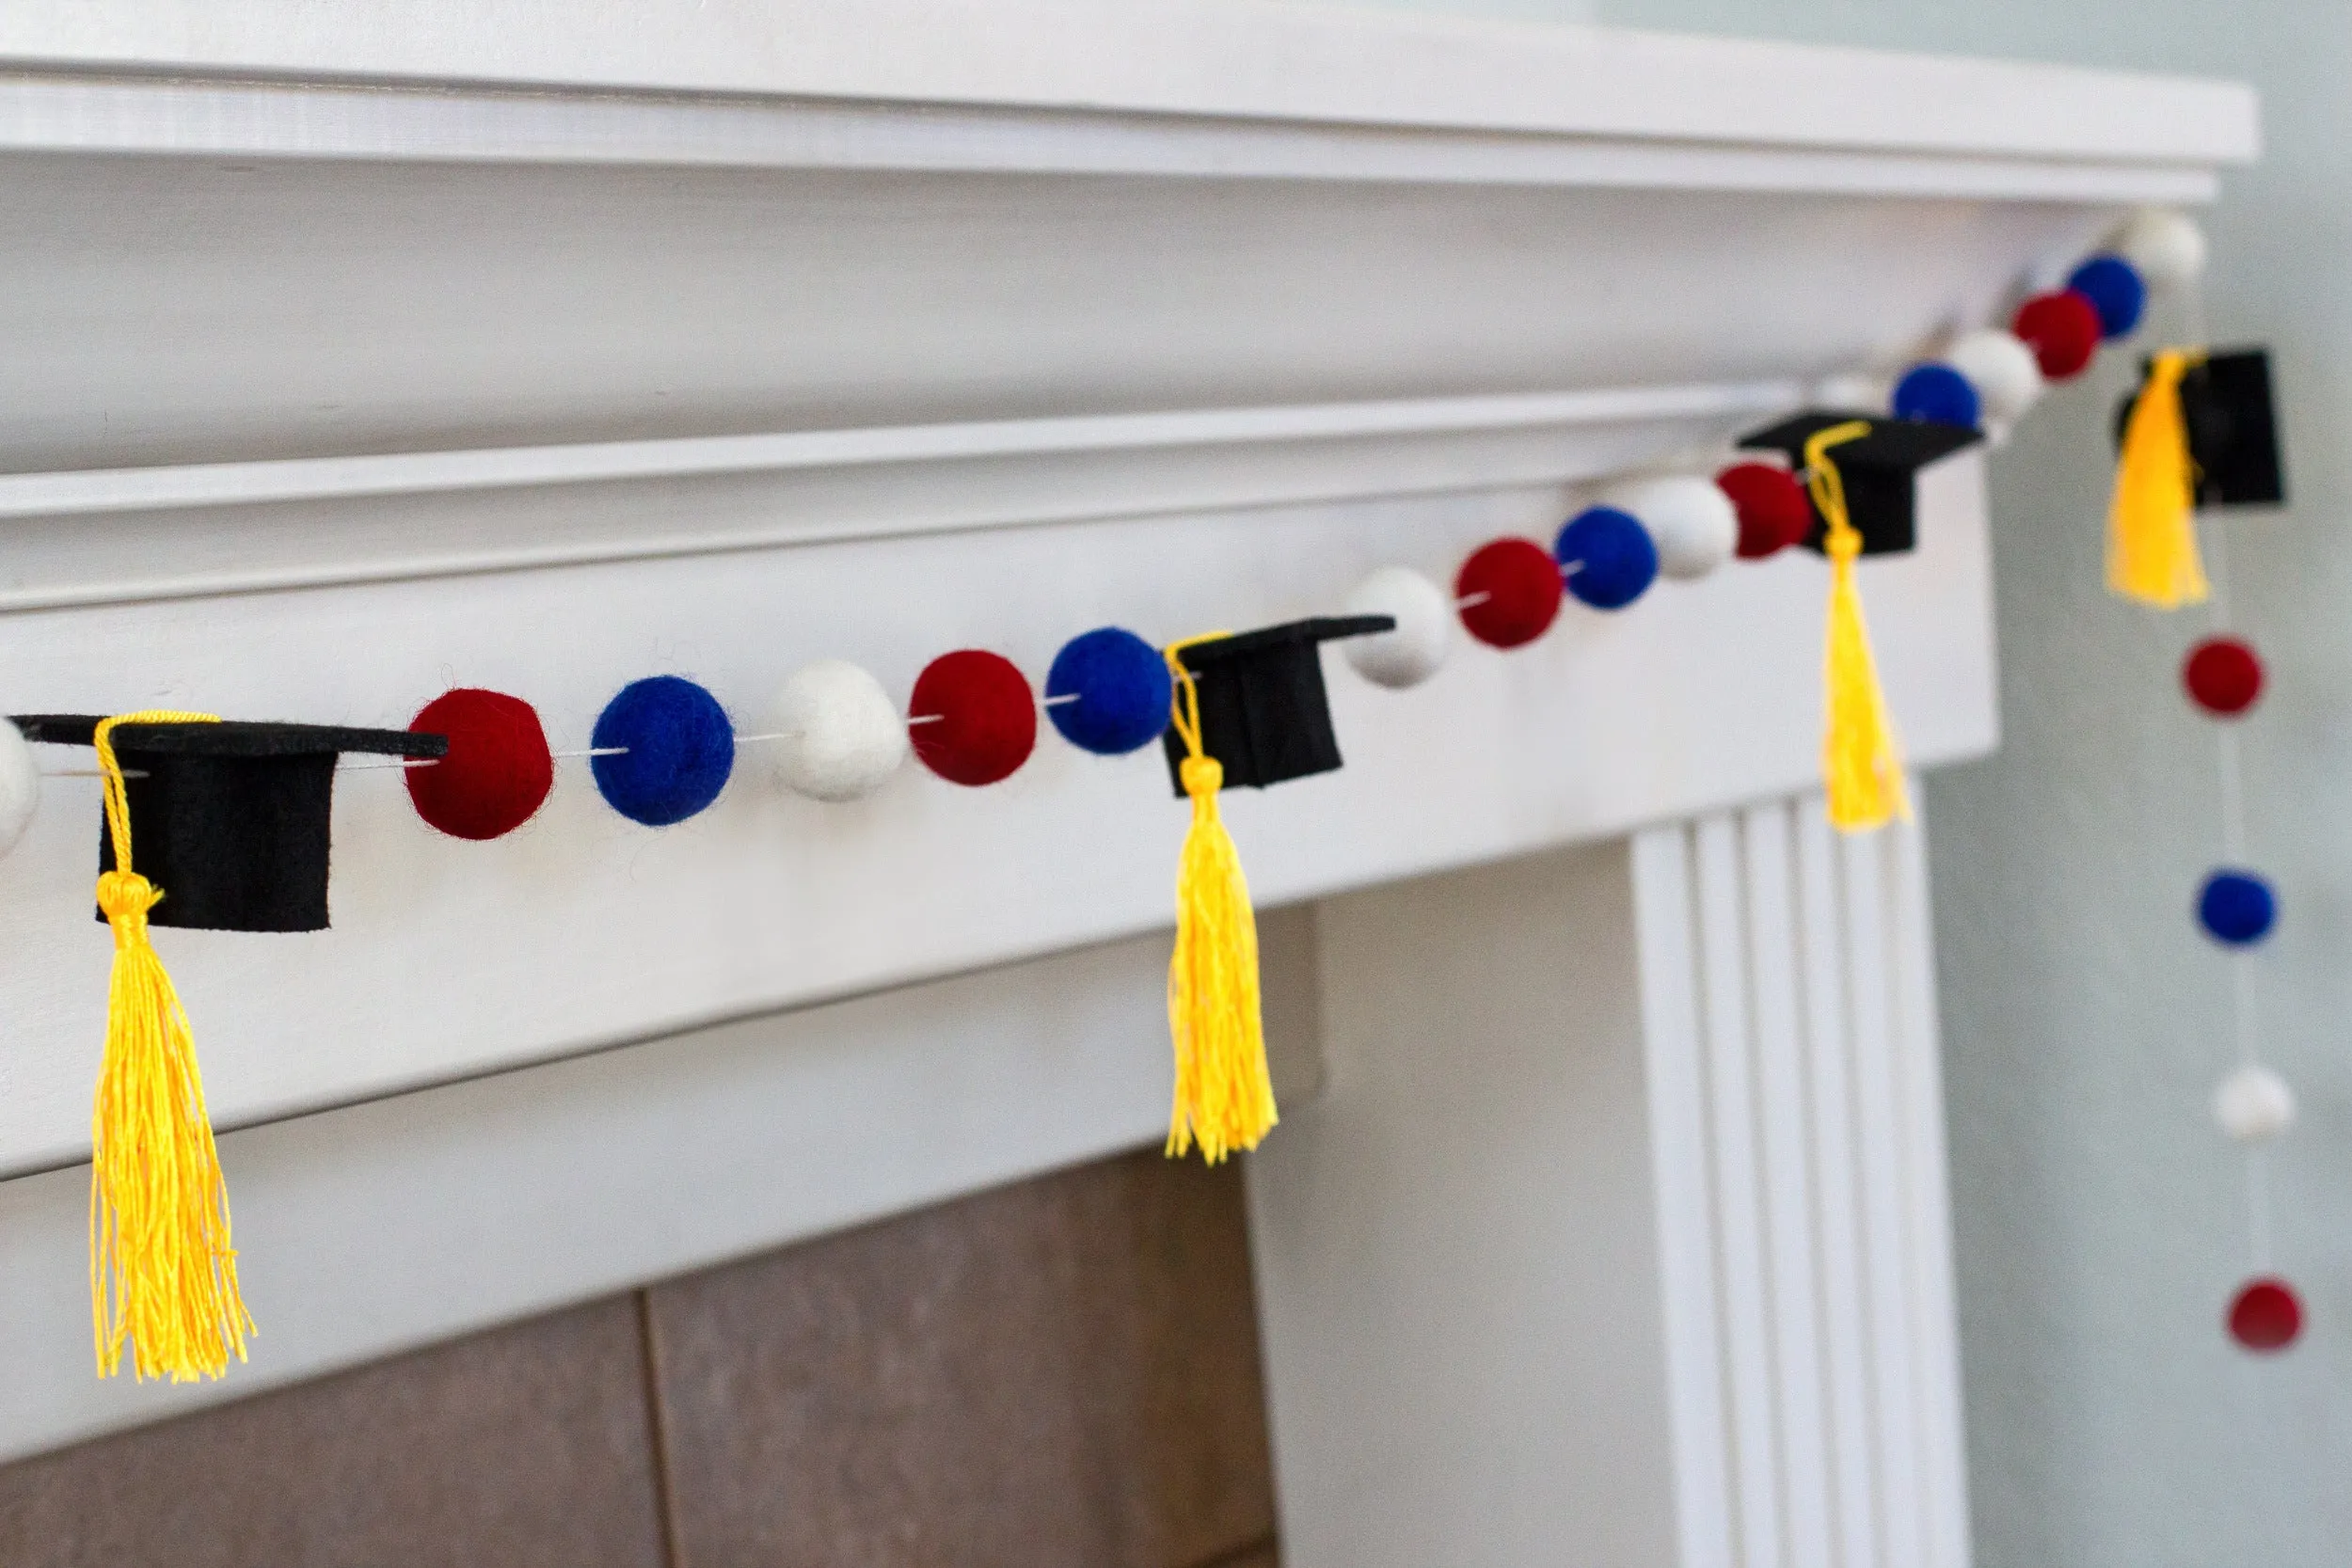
{"left": 15, "top": 715, "right": 448, "bottom": 933}
{"left": 2113, "top": 348, "right": 2286, "bottom": 509}
{"left": 1736, "top": 410, "right": 1984, "bottom": 557}
{"left": 1162, "top": 615, "right": 1393, "bottom": 794}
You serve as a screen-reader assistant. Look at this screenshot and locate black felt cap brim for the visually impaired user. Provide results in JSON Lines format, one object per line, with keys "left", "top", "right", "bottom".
{"left": 1737, "top": 410, "right": 1983, "bottom": 475}
{"left": 1164, "top": 615, "right": 1393, "bottom": 794}
{"left": 16, "top": 715, "right": 448, "bottom": 933}
{"left": 1736, "top": 410, "right": 1983, "bottom": 556}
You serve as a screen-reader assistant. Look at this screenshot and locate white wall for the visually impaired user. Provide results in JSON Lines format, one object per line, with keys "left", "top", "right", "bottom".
{"left": 1313, "top": 0, "right": 2352, "bottom": 1561}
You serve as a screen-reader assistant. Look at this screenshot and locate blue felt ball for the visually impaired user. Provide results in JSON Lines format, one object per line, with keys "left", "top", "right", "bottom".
{"left": 2066, "top": 254, "right": 2148, "bottom": 340}
{"left": 2198, "top": 870, "right": 2277, "bottom": 946}
{"left": 1893, "top": 362, "right": 1982, "bottom": 429}
{"left": 1045, "top": 626, "right": 1173, "bottom": 755}
{"left": 591, "top": 675, "right": 736, "bottom": 826}
{"left": 1556, "top": 506, "right": 1659, "bottom": 610}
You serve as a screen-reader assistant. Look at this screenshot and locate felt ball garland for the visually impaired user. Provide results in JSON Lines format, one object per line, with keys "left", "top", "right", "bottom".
{"left": 2162, "top": 510, "right": 2301, "bottom": 1351}
{"left": 16, "top": 207, "right": 2257, "bottom": 1394}
{"left": 910, "top": 649, "right": 1037, "bottom": 786}
{"left": 1046, "top": 628, "right": 1172, "bottom": 755}
{"left": 770, "top": 659, "right": 909, "bottom": 802}
{"left": 1342, "top": 566, "right": 1453, "bottom": 689}
{"left": 2229, "top": 1278, "right": 2302, "bottom": 1354}
{"left": 2011, "top": 289, "right": 2105, "bottom": 381}
{"left": 592, "top": 676, "right": 736, "bottom": 826}
{"left": 2066, "top": 254, "right": 2148, "bottom": 340}
{"left": 1717, "top": 462, "right": 1813, "bottom": 558}
{"left": 1892, "top": 362, "right": 1981, "bottom": 429}
{"left": 406, "top": 688, "right": 554, "bottom": 840}
{"left": 1454, "top": 538, "right": 1563, "bottom": 648}
{"left": 2184, "top": 636, "right": 2263, "bottom": 715}
{"left": 1617, "top": 477, "right": 1737, "bottom": 581}
{"left": 1556, "top": 506, "right": 1658, "bottom": 610}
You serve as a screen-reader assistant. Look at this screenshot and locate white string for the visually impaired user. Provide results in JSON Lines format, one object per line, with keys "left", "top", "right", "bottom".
{"left": 2203, "top": 492, "right": 2276, "bottom": 1275}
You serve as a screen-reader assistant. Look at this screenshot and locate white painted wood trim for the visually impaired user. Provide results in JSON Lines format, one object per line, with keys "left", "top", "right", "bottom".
{"left": 1630, "top": 825, "right": 1738, "bottom": 1568}
{"left": 1693, "top": 816, "right": 1788, "bottom": 1568}
{"left": 0, "top": 380, "right": 1804, "bottom": 612}
{"left": 1632, "top": 800, "right": 1970, "bottom": 1568}
{"left": 0, "top": 0, "right": 2256, "bottom": 167}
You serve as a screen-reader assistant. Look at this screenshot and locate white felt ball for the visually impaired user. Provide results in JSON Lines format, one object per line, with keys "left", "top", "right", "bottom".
{"left": 769, "top": 659, "right": 909, "bottom": 802}
{"left": 2215, "top": 1064, "right": 2296, "bottom": 1143}
{"left": 0, "top": 720, "right": 34, "bottom": 858}
{"left": 1817, "top": 371, "right": 1891, "bottom": 411}
{"left": 1946, "top": 328, "right": 2045, "bottom": 424}
{"left": 1614, "top": 476, "right": 1737, "bottom": 580}
{"left": 2117, "top": 207, "right": 2209, "bottom": 292}
{"left": 1343, "top": 566, "right": 1453, "bottom": 689}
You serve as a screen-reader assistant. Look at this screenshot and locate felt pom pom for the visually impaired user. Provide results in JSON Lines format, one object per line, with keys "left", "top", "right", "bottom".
{"left": 2117, "top": 208, "right": 2208, "bottom": 291}
{"left": 2066, "top": 254, "right": 2148, "bottom": 340}
{"left": 2198, "top": 869, "right": 2276, "bottom": 946}
{"left": 1557, "top": 506, "right": 1659, "bottom": 610}
{"left": 0, "top": 717, "right": 37, "bottom": 859}
{"left": 1945, "top": 329, "right": 2045, "bottom": 424}
{"left": 2184, "top": 637, "right": 2263, "bottom": 716}
{"left": 1046, "top": 628, "right": 1172, "bottom": 755}
{"left": 591, "top": 676, "right": 735, "bottom": 826}
{"left": 771, "top": 659, "right": 909, "bottom": 801}
{"left": 1343, "top": 566, "right": 1454, "bottom": 688}
{"left": 1454, "top": 538, "right": 1562, "bottom": 648}
{"left": 2011, "top": 291, "right": 2104, "bottom": 381}
{"left": 1892, "top": 362, "right": 1981, "bottom": 428}
{"left": 911, "top": 649, "right": 1037, "bottom": 786}
{"left": 2228, "top": 1277, "right": 2302, "bottom": 1353}
{"left": 1616, "top": 477, "right": 1737, "bottom": 580}
{"left": 405, "top": 689, "right": 553, "bottom": 840}
{"left": 1717, "top": 462, "right": 1813, "bottom": 559}
{"left": 2215, "top": 1064, "right": 2296, "bottom": 1143}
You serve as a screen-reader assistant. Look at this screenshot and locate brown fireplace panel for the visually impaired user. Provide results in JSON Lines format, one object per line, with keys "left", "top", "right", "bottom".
{"left": 0, "top": 1148, "right": 1278, "bottom": 1568}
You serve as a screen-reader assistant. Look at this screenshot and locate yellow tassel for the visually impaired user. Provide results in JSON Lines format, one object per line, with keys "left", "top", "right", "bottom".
{"left": 88, "top": 710, "right": 253, "bottom": 1382}
{"left": 2106, "top": 348, "right": 2210, "bottom": 609}
{"left": 1162, "top": 641, "right": 1275, "bottom": 1164}
{"left": 1807, "top": 422, "right": 1914, "bottom": 834}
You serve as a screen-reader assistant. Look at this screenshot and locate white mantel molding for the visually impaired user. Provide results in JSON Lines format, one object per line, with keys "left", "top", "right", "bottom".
{"left": 0, "top": 381, "right": 1807, "bottom": 612}
{"left": 0, "top": 0, "right": 2256, "bottom": 168}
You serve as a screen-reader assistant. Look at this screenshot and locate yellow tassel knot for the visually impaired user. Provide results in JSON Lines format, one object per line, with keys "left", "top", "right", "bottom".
{"left": 88, "top": 710, "right": 251, "bottom": 1382}
{"left": 1163, "top": 644, "right": 1275, "bottom": 1164}
{"left": 1807, "top": 423, "right": 1914, "bottom": 834}
{"left": 2107, "top": 348, "right": 2210, "bottom": 609}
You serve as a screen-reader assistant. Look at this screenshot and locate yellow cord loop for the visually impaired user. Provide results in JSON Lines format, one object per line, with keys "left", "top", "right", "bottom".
{"left": 1162, "top": 639, "right": 1274, "bottom": 1164}
{"left": 1807, "top": 424, "right": 1913, "bottom": 834}
{"left": 88, "top": 709, "right": 253, "bottom": 1383}
{"left": 2107, "top": 348, "right": 2211, "bottom": 609}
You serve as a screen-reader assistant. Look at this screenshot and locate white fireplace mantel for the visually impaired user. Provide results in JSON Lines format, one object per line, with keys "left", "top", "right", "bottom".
{"left": 0, "top": 5, "right": 2252, "bottom": 1556}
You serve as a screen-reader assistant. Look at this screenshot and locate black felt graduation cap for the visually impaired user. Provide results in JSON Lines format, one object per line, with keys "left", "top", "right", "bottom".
{"left": 15, "top": 715, "right": 448, "bottom": 932}
{"left": 1737, "top": 411, "right": 1984, "bottom": 556}
{"left": 2114, "top": 348, "right": 2285, "bottom": 508}
{"left": 1162, "top": 616, "right": 1393, "bottom": 794}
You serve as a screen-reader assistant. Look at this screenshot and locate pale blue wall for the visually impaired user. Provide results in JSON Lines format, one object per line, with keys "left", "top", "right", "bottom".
{"left": 1321, "top": 2, "right": 2352, "bottom": 1563}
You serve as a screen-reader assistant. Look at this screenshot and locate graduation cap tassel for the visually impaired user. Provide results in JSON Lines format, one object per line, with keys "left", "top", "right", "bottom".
{"left": 1807, "top": 423, "right": 1914, "bottom": 833}
{"left": 1162, "top": 639, "right": 1275, "bottom": 1164}
{"left": 88, "top": 710, "right": 253, "bottom": 1382}
{"left": 2108, "top": 348, "right": 2211, "bottom": 609}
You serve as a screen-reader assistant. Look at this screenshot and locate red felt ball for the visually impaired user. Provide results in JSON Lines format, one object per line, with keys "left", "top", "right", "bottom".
{"left": 1716, "top": 462, "right": 1815, "bottom": 559}
{"left": 406, "top": 688, "right": 554, "bottom": 841}
{"left": 910, "top": 649, "right": 1037, "bottom": 786}
{"left": 2184, "top": 637, "right": 2264, "bottom": 717}
{"left": 2010, "top": 290, "right": 2104, "bottom": 381}
{"left": 1454, "top": 537, "right": 1563, "bottom": 648}
{"left": 2228, "top": 1276, "right": 2303, "bottom": 1352}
